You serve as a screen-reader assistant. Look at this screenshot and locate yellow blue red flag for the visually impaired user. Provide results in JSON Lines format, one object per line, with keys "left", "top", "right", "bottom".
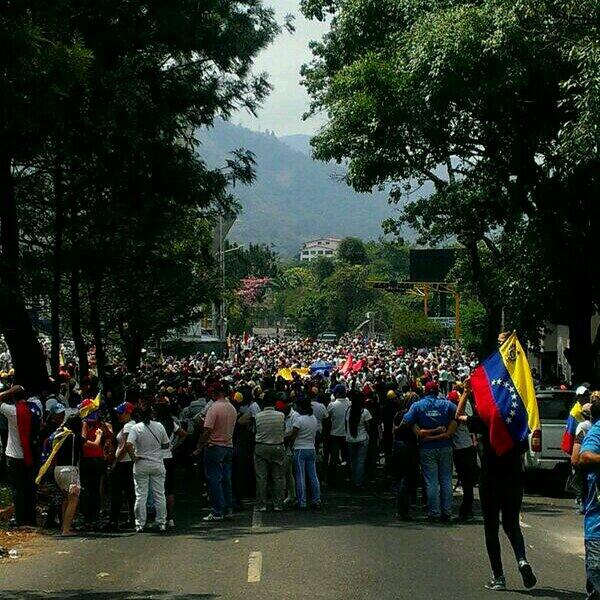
{"left": 471, "top": 333, "right": 540, "bottom": 455}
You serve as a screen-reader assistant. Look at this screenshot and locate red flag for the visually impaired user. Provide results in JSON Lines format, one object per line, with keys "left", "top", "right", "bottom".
{"left": 352, "top": 359, "right": 366, "bottom": 373}
{"left": 340, "top": 354, "right": 354, "bottom": 375}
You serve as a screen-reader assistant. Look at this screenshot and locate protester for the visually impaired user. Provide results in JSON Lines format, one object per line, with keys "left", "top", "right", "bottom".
{"left": 456, "top": 380, "right": 536, "bottom": 591}
{"left": 345, "top": 390, "right": 372, "bottom": 488}
{"left": 448, "top": 388, "right": 477, "bottom": 521}
{"left": 253, "top": 390, "right": 285, "bottom": 512}
{"left": 196, "top": 383, "right": 237, "bottom": 521}
{"left": 107, "top": 401, "right": 136, "bottom": 531}
{"left": 0, "top": 384, "right": 41, "bottom": 526}
{"left": 287, "top": 396, "right": 321, "bottom": 509}
{"left": 127, "top": 401, "right": 170, "bottom": 532}
{"left": 327, "top": 384, "right": 350, "bottom": 486}
{"left": 402, "top": 381, "right": 457, "bottom": 522}
{"left": 577, "top": 392, "right": 600, "bottom": 599}
{"left": 392, "top": 392, "right": 418, "bottom": 520}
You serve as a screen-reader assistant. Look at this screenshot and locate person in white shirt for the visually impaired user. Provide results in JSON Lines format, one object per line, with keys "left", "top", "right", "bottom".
{"left": 345, "top": 391, "right": 372, "bottom": 488}
{"left": 286, "top": 398, "right": 321, "bottom": 509}
{"left": 126, "top": 403, "right": 170, "bottom": 532}
{"left": 326, "top": 384, "right": 351, "bottom": 486}
{"left": 0, "top": 385, "right": 41, "bottom": 526}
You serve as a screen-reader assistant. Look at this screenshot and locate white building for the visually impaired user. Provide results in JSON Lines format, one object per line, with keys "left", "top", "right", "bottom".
{"left": 299, "top": 237, "right": 342, "bottom": 261}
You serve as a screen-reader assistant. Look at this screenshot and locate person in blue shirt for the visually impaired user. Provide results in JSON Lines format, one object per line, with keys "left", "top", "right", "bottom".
{"left": 577, "top": 392, "right": 600, "bottom": 599}
{"left": 402, "top": 381, "right": 457, "bottom": 522}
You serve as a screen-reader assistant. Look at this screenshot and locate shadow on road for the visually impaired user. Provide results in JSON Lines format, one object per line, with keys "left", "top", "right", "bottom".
{"left": 514, "top": 587, "right": 587, "bottom": 599}
{"left": 1, "top": 591, "right": 217, "bottom": 600}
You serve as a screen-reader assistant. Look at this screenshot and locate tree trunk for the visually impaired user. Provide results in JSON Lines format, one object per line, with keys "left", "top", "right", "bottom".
{"left": 565, "top": 293, "right": 595, "bottom": 384}
{"left": 118, "top": 321, "right": 143, "bottom": 372}
{"left": 0, "top": 149, "right": 48, "bottom": 393}
{"left": 69, "top": 262, "right": 89, "bottom": 378}
{"left": 50, "top": 159, "right": 64, "bottom": 378}
{"left": 464, "top": 240, "right": 502, "bottom": 356}
{"left": 88, "top": 274, "right": 107, "bottom": 385}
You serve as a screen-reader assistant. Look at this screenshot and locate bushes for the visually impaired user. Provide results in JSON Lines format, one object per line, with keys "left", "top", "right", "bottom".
{"left": 390, "top": 308, "right": 446, "bottom": 348}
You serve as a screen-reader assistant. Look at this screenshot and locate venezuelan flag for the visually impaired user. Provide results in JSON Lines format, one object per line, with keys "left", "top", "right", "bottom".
{"left": 78, "top": 392, "right": 101, "bottom": 418}
{"left": 561, "top": 401, "right": 584, "bottom": 454}
{"left": 471, "top": 333, "right": 540, "bottom": 456}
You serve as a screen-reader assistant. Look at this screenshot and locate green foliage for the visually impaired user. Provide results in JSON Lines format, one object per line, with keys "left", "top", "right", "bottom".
{"left": 311, "top": 256, "right": 336, "bottom": 282}
{"left": 302, "top": 0, "right": 600, "bottom": 372}
{"left": 389, "top": 309, "right": 446, "bottom": 349}
{"left": 2, "top": 1, "right": 283, "bottom": 378}
{"left": 337, "top": 237, "right": 369, "bottom": 265}
{"left": 460, "top": 298, "right": 487, "bottom": 355}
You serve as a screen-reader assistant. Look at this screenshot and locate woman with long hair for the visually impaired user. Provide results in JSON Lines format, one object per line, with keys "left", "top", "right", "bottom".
{"left": 345, "top": 391, "right": 372, "bottom": 489}
{"left": 285, "top": 396, "right": 321, "bottom": 509}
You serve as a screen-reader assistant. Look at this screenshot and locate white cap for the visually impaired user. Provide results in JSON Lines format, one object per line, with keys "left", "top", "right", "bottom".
{"left": 576, "top": 385, "right": 589, "bottom": 396}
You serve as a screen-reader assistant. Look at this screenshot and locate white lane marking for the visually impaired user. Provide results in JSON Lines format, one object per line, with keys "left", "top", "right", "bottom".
{"left": 252, "top": 508, "right": 262, "bottom": 529}
{"left": 247, "top": 551, "right": 262, "bottom": 583}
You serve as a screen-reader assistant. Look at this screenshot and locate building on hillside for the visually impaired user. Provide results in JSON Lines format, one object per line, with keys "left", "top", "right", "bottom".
{"left": 299, "top": 237, "right": 342, "bottom": 262}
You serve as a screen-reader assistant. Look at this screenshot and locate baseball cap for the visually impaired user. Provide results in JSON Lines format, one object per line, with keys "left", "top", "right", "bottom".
{"left": 576, "top": 385, "right": 590, "bottom": 396}
{"left": 49, "top": 402, "right": 66, "bottom": 415}
{"left": 115, "top": 402, "right": 135, "bottom": 415}
{"left": 447, "top": 390, "right": 460, "bottom": 403}
{"left": 425, "top": 381, "right": 439, "bottom": 395}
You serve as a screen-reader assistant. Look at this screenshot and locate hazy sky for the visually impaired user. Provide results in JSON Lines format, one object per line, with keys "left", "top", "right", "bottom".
{"left": 234, "top": 0, "right": 330, "bottom": 137}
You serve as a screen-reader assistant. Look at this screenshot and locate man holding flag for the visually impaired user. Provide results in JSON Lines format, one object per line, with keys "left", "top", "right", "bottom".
{"left": 456, "top": 332, "right": 538, "bottom": 592}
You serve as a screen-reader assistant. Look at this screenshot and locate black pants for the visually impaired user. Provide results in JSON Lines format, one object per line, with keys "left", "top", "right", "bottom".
{"left": 80, "top": 457, "right": 105, "bottom": 525}
{"left": 109, "top": 462, "right": 135, "bottom": 525}
{"left": 327, "top": 436, "right": 348, "bottom": 486}
{"left": 480, "top": 477, "right": 527, "bottom": 577}
{"left": 392, "top": 441, "right": 417, "bottom": 516}
{"left": 7, "top": 457, "right": 37, "bottom": 526}
{"left": 454, "top": 446, "right": 478, "bottom": 517}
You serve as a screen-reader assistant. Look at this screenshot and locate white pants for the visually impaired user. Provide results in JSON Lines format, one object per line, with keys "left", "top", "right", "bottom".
{"left": 133, "top": 459, "right": 166, "bottom": 527}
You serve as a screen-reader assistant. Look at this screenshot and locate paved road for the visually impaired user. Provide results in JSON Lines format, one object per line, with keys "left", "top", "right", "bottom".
{"left": 0, "top": 481, "right": 589, "bottom": 600}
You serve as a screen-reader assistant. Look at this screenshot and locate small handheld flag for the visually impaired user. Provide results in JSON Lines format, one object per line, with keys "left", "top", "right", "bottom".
{"left": 471, "top": 333, "right": 540, "bottom": 455}
{"left": 561, "top": 401, "right": 584, "bottom": 454}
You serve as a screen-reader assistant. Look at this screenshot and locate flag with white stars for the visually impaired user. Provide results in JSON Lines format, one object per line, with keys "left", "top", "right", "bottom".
{"left": 471, "top": 333, "right": 539, "bottom": 455}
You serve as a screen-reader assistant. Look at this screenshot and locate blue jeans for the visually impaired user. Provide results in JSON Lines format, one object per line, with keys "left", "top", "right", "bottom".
{"left": 293, "top": 449, "right": 321, "bottom": 507}
{"left": 347, "top": 439, "right": 368, "bottom": 488}
{"left": 204, "top": 445, "right": 233, "bottom": 517}
{"left": 586, "top": 540, "right": 600, "bottom": 599}
{"left": 420, "top": 446, "right": 453, "bottom": 517}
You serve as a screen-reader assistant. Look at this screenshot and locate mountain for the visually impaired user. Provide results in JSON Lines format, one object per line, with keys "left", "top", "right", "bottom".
{"left": 197, "top": 120, "right": 402, "bottom": 256}
{"left": 280, "top": 134, "right": 313, "bottom": 156}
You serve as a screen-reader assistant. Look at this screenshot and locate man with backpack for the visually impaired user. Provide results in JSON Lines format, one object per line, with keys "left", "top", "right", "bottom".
{"left": 0, "top": 384, "right": 43, "bottom": 526}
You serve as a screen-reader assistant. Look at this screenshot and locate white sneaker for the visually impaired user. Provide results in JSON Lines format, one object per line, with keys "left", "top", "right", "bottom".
{"left": 135, "top": 526, "right": 144, "bottom": 533}
{"left": 167, "top": 519, "right": 175, "bottom": 528}
{"left": 203, "top": 513, "right": 223, "bottom": 522}
{"left": 158, "top": 524, "right": 166, "bottom": 532}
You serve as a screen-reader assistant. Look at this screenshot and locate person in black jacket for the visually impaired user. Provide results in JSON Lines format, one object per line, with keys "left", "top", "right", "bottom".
{"left": 456, "top": 380, "right": 536, "bottom": 592}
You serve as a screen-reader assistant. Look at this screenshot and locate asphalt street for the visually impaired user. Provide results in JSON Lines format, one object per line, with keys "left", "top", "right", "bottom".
{"left": 0, "top": 480, "right": 589, "bottom": 600}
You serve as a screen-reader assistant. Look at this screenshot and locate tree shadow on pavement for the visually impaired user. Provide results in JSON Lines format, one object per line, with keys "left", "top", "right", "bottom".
{"left": 515, "top": 587, "right": 587, "bottom": 599}
{"left": 1, "top": 590, "right": 218, "bottom": 600}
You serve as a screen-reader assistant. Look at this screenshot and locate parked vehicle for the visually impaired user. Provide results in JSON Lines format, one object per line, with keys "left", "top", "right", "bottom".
{"left": 317, "top": 332, "right": 338, "bottom": 342}
{"left": 525, "top": 390, "right": 575, "bottom": 483}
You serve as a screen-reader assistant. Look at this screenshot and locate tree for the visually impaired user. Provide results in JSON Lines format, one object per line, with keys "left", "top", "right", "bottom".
{"left": 311, "top": 256, "right": 336, "bottom": 282}
{"left": 337, "top": 237, "right": 369, "bottom": 265}
{"left": 4, "top": 1, "right": 284, "bottom": 383}
{"left": 302, "top": 0, "right": 599, "bottom": 373}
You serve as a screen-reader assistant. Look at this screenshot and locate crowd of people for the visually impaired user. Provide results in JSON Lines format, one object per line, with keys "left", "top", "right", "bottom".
{"left": 0, "top": 334, "right": 597, "bottom": 594}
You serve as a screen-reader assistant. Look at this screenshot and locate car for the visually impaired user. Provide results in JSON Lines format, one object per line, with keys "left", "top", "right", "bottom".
{"left": 317, "top": 332, "right": 338, "bottom": 342}
{"left": 524, "top": 389, "right": 576, "bottom": 481}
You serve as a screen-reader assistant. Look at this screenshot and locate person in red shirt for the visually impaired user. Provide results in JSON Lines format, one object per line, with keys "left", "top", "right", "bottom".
{"left": 80, "top": 409, "right": 108, "bottom": 529}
